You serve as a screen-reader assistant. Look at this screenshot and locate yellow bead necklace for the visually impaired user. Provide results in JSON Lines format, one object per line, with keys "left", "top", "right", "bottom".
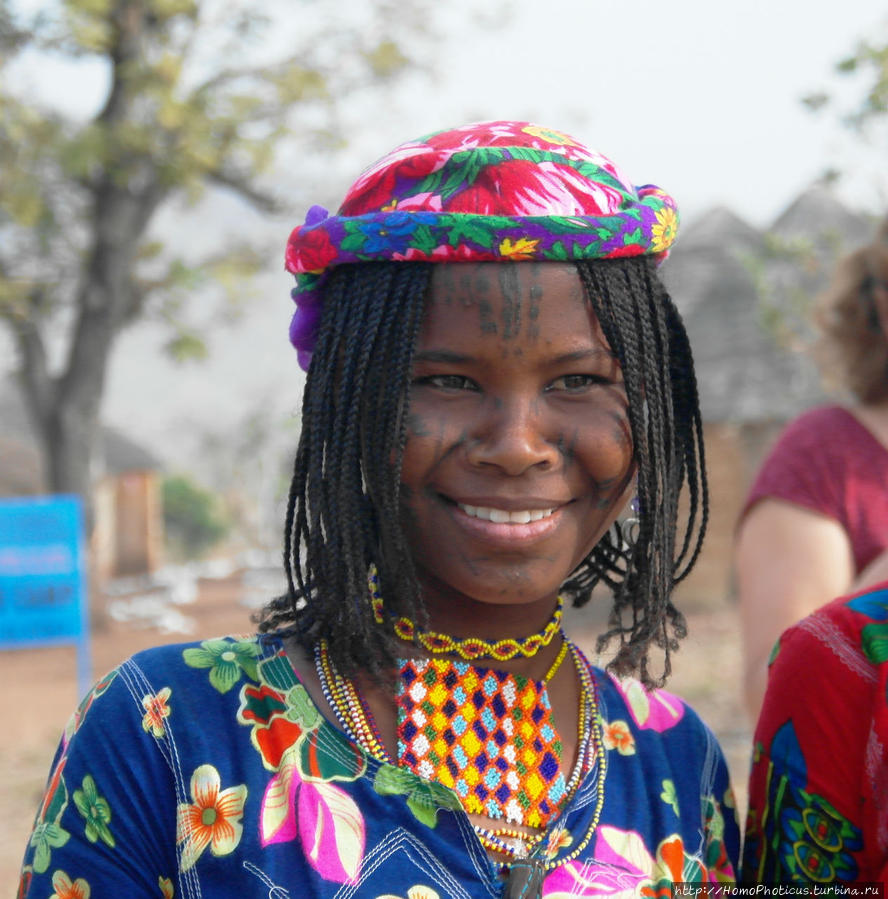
{"left": 368, "top": 564, "right": 564, "bottom": 661}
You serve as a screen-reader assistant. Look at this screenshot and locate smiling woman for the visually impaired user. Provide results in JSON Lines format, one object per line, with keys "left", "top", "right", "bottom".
{"left": 19, "top": 122, "right": 739, "bottom": 898}
{"left": 401, "top": 263, "right": 634, "bottom": 623}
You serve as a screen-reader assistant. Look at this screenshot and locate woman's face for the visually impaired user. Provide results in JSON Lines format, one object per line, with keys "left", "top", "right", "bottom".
{"left": 399, "top": 261, "right": 635, "bottom": 616}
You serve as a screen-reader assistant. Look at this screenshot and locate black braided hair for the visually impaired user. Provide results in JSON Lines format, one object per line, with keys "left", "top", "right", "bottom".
{"left": 258, "top": 257, "right": 708, "bottom": 688}
{"left": 571, "top": 258, "right": 708, "bottom": 687}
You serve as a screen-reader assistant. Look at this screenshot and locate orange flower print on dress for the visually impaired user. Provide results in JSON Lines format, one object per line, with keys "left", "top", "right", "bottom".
{"left": 158, "top": 875, "right": 174, "bottom": 898}
{"left": 542, "top": 827, "right": 574, "bottom": 859}
{"left": 49, "top": 869, "right": 91, "bottom": 899}
{"left": 176, "top": 764, "right": 247, "bottom": 871}
{"left": 603, "top": 719, "right": 636, "bottom": 756}
{"left": 141, "top": 688, "right": 172, "bottom": 738}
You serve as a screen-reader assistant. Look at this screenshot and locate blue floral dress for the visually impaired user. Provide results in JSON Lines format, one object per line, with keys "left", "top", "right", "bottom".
{"left": 20, "top": 633, "right": 738, "bottom": 897}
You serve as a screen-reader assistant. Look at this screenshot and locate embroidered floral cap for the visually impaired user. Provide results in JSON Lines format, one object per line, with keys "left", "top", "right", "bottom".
{"left": 286, "top": 121, "right": 680, "bottom": 370}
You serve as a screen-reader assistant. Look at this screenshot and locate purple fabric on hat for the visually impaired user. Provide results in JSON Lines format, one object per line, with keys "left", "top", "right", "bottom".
{"left": 284, "top": 121, "right": 679, "bottom": 370}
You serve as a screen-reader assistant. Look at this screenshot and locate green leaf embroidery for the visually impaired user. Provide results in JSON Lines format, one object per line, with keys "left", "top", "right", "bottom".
{"left": 73, "top": 774, "right": 115, "bottom": 848}
{"left": 660, "top": 779, "right": 680, "bottom": 816}
{"left": 287, "top": 684, "right": 322, "bottom": 730}
{"left": 29, "top": 821, "right": 70, "bottom": 874}
{"left": 183, "top": 639, "right": 260, "bottom": 694}
{"left": 861, "top": 622, "right": 888, "bottom": 665}
{"left": 373, "top": 764, "right": 416, "bottom": 796}
{"left": 257, "top": 653, "right": 298, "bottom": 693}
{"left": 373, "top": 765, "right": 459, "bottom": 829}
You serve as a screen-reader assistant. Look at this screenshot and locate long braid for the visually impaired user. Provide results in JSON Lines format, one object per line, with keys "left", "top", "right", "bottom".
{"left": 259, "top": 263, "right": 432, "bottom": 678}
{"left": 261, "top": 257, "right": 708, "bottom": 689}
{"left": 573, "top": 257, "right": 706, "bottom": 686}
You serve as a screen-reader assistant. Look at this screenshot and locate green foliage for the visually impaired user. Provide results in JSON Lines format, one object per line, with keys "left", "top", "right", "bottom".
{"left": 162, "top": 473, "right": 229, "bottom": 558}
{"left": 802, "top": 26, "right": 888, "bottom": 136}
{"left": 0, "top": 0, "right": 427, "bottom": 499}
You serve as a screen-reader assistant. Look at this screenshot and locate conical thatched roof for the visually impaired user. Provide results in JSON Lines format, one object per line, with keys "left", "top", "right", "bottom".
{"left": 663, "top": 190, "right": 877, "bottom": 423}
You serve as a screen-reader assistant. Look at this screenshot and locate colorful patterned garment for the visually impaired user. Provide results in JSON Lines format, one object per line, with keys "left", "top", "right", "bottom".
{"left": 743, "top": 582, "right": 888, "bottom": 883}
{"left": 284, "top": 120, "right": 680, "bottom": 371}
{"left": 20, "top": 633, "right": 738, "bottom": 897}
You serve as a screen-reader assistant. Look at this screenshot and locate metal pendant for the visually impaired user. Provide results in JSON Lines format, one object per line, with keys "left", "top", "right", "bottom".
{"left": 503, "top": 858, "right": 545, "bottom": 899}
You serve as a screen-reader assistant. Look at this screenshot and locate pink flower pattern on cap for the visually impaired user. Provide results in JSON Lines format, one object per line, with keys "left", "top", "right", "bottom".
{"left": 286, "top": 121, "right": 679, "bottom": 370}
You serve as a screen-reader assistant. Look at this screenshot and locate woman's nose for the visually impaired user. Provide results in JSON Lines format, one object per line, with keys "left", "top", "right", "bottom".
{"left": 464, "top": 398, "right": 561, "bottom": 475}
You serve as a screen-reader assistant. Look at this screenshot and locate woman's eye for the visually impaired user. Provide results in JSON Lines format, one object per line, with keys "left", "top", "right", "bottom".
{"left": 548, "top": 374, "right": 603, "bottom": 392}
{"left": 417, "top": 374, "right": 478, "bottom": 392}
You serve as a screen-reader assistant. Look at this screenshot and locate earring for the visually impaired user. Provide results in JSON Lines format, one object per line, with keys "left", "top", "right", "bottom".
{"left": 622, "top": 495, "right": 640, "bottom": 550}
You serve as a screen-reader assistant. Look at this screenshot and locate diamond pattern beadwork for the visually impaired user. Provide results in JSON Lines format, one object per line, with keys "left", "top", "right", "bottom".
{"left": 397, "top": 657, "right": 568, "bottom": 828}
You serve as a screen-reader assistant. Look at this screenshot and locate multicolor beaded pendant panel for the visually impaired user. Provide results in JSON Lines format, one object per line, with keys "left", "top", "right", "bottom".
{"left": 396, "top": 658, "right": 567, "bottom": 828}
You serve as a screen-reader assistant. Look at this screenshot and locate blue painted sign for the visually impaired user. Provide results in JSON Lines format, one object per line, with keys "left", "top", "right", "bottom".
{"left": 0, "top": 495, "right": 91, "bottom": 695}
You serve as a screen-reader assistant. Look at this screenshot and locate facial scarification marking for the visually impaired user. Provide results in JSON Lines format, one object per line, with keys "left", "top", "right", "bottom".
{"left": 528, "top": 264, "right": 542, "bottom": 339}
{"left": 497, "top": 264, "right": 522, "bottom": 340}
{"left": 406, "top": 413, "right": 430, "bottom": 438}
{"left": 609, "top": 410, "right": 633, "bottom": 452}
{"left": 479, "top": 298, "right": 497, "bottom": 334}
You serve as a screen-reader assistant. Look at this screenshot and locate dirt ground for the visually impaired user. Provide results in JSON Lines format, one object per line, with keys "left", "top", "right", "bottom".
{"left": 0, "top": 577, "right": 751, "bottom": 895}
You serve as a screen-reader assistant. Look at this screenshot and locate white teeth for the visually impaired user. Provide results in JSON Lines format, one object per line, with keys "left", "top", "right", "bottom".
{"left": 459, "top": 504, "right": 556, "bottom": 523}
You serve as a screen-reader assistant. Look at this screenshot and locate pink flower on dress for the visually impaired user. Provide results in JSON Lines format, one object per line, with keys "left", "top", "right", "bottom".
{"left": 542, "top": 826, "right": 707, "bottom": 897}
{"left": 608, "top": 675, "right": 686, "bottom": 732}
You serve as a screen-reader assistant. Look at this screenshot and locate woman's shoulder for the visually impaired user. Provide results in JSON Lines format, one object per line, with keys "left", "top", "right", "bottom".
{"left": 594, "top": 668, "right": 714, "bottom": 749}
{"left": 120, "top": 632, "right": 268, "bottom": 680}
{"left": 79, "top": 633, "right": 288, "bottom": 716}
{"left": 786, "top": 581, "right": 888, "bottom": 662}
{"left": 772, "top": 404, "right": 861, "bottom": 447}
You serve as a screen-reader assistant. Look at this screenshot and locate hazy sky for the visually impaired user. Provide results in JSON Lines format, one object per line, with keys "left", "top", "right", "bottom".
{"left": 350, "top": 0, "right": 888, "bottom": 227}
{"left": 6, "top": 0, "right": 888, "bottom": 463}
{"left": 14, "top": 0, "right": 888, "bottom": 226}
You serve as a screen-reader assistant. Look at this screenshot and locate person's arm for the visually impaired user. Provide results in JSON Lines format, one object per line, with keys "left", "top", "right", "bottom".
{"left": 19, "top": 663, "right": 178, "bottom": 897}
{"left": 735, "top": 498, "right": 854, "bottom": 722}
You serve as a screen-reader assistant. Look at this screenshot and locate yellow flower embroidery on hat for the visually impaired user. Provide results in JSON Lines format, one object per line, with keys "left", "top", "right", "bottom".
{"left": 650, "top": 206, "right": 678, "bottom": 254}
{"left": 499, "top": 237, "right": 540, "bottom": 259}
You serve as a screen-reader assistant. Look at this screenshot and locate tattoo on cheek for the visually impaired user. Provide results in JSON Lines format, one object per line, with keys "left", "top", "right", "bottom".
{"left": 592, "top": 474, "right": 625, "bottom": 509}
{"left": 555, "top": 430, "right": 578, "bottom": 461}
{"left": 406, "top": 413, "right": 431, "bottom": 438}
{"left": 610, "top": 415, "right": 633, "bottom": 452}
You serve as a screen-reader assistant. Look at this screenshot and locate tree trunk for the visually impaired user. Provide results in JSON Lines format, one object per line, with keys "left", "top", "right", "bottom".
{"left": 20, "top": 179, "right": 160, "bottom": 531}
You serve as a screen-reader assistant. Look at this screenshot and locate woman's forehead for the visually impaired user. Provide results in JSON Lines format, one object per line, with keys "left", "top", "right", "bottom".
{"left": 422, "top": 261, "right": 610, "bottom": 350}
{"left": 429, "top": 261, "right": 583, "bottom": 302}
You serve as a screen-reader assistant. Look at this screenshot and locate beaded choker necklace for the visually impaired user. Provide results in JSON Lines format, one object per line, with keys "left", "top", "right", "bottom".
{"left": 315, "top": 638, "right": 602, "bottom": 839}
{"left": 367, "top": 565, "right": 563, "bottom": 661}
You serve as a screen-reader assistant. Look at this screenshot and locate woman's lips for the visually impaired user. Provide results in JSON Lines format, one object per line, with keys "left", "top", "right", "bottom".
{"left": 457, "top": 503, "right": 557, "bottom": 524}
{"left": 447, "top": 499, "right": 565, "bottom": 543}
